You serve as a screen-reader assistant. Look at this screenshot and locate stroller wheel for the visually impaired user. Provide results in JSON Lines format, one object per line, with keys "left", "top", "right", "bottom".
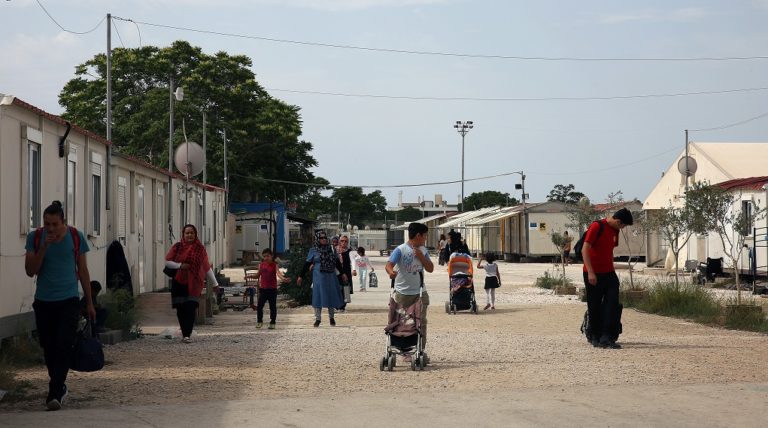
{"left": 471, "top": 302, "right": 478, "bottom": 314}
{"left": 410, "top": 358, "right": 416, "bottom": 371}
{"left": 418, "top": 355, "right": 426, "bottom": 370}
{"left": 451, "top": 304, "right": 457, "bottom": 314}
{"left": 444, "top": 301, "right": 450, "bottom": 313}
{"left": 387, "top": 355, "right": 395, "bottom": 371}
{"left": 379, "top": 356, "right": 386, "bottom": 371}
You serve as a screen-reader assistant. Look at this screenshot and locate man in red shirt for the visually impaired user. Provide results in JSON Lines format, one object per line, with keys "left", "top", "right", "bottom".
{"left": 582, "top": 208, "right": 633, "bottom": 349}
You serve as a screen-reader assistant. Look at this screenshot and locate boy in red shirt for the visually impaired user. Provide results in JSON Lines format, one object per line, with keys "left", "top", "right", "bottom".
{"left": 582, "top": 208, "right": 633, "bottom": 349}
{"left": 252, "top": 248, "right": 288, "bottom": 329}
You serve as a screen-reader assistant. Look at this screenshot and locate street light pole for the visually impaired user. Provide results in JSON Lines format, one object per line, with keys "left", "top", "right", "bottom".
{"left": 453, "top": 120, "right": 473, "bottom": 212}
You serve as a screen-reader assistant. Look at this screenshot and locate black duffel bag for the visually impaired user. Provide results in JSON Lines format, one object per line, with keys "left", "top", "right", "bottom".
{"left": 70, "top": 320, "right": 104, "bottom": 372}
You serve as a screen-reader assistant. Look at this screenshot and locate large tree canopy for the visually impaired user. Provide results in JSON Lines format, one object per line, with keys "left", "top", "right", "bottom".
{"left": 547, "top": 184, "right": 586, "bottom": 204}
{"left": 463, "top": 190, "right": 517, "bottom": 211}
{"left": 59, "top": 40, "right": 320, "bottom": 205}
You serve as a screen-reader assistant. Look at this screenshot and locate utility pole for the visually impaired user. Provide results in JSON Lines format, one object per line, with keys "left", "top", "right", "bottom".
{"left": 105, "top": 13, "right": 112, "bottom": 209}
{"left": 453, "top": 120, "right": 474, "bottom": 212}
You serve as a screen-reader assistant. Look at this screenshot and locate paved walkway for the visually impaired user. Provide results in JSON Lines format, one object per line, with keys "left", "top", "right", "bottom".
{"left": 2, "top": 383, "right": 766, "bottom": 427}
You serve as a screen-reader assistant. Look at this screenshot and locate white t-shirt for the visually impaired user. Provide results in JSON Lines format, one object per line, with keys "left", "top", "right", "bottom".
{"left": 389, "top": 243, "right": 431, "bottom": 295}
{"left": 483, "top": 262, "right": 499, "bottom": 277}
{"left": 355, "top": 255, "right": 371, "bottom": 270}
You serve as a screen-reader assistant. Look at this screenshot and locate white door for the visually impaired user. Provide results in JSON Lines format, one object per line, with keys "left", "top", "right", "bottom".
{"left": 137, "top": 185, "right": 145, "bottom": 293}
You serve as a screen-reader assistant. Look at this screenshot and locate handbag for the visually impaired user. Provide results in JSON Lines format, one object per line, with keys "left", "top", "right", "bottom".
{"left": 163, "top": 266, "right": 178, "bottom": 278}
{"left": 368, "top": 271, "right": 378, "bottom": 288}
{"left": 70, "top": 320, "right": 104, "bottom": 372}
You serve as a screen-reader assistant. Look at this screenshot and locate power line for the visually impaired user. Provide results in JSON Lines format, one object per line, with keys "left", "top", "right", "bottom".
{"left": 689, "top": 110, "right": 768, "bottom": 132}
{"left": 112, "top": 21, "right": 126, "bottom": 48}
{"left": 231, "top": 147, "right": 677, "bottom": 189}
{"left": 116, "top": 17, "right": 768, "bottom": 63}
{"left": 267, "top": 86, "right": 768, "bottom": 102}
{"left": 35, "top": 0, "right": 105, "bottom": 35}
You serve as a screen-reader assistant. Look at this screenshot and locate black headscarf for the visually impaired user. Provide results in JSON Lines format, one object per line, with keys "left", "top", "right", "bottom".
{"left": 313, "top": 231, "right": 336, "bottom": 272}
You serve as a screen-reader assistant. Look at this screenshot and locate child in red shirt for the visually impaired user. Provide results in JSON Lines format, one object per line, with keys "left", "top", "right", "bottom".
{"left": 252, "top": 248, "right": 288, "bottom": 329}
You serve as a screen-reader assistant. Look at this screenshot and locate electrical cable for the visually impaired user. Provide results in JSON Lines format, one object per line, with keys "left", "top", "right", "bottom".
{"left": 116, "top": 17, "right": 768, "bottom": 62}
{"left": 35, "top": 0, "right": 105, "bottom": 35}
{"left": 112, "top": 21, "right": 126, "bottom": 48}
{"left": 689, "top": 110, "right": 768, "bottom": 132}
{"left": 230, "top": 146, "right": 677, "bottom": 189}
{"left": 266, "top": 86, "right": 768, "bottom": 102}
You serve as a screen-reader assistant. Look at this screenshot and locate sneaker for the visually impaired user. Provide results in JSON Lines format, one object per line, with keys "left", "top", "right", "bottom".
{"left": 484, "top": 304, "right": 491, "bottom": 310}
{"left": 313, "top": 319, "right": 321, "bottom": 327}
{"left": 268, "top": 323, "right": 275, "bottom": 330}
{"left": 46, "top": 385, "right": 67, "bottom": 411}
{"left": 330, "top": 318, "right": 336, "bottom": 326}
{"left": 256, "top": 322, "right": 263, "bottom": 329}
{"left": 599, "top": 341, "right": 622, "bottom": 349}
{"left": 182, "top": 337, "right": 191, "bottom": 343}
{"left": 491, "top": 306, "right": 496, "bottom": 310}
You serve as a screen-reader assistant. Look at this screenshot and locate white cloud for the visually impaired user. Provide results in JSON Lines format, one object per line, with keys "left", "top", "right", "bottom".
{"left": 601, "top": 7, "right": 708, "bottom": 24}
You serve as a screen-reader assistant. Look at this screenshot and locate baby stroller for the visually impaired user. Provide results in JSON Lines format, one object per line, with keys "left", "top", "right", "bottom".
{"left": 445, "top": 253, "right": 478, "bottom": 314}
{"left": 379, "top": 273, "right": 427, "bottom": 371}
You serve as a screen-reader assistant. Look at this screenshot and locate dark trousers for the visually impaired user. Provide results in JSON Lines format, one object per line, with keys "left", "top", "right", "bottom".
{"left": 256, "top": 288, "right": 278, "bottom": 323}
{"left": 176, "top": 300, "right": 198, "bottom": 338}
{"left": 33, "top": 297, "right": 81, "bottom": 394}
{"left": 583, "top": 271, "right": 620, "bottom": 342}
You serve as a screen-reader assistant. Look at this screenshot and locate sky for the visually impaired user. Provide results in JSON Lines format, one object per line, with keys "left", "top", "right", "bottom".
{"left": 2, "top": 0, "right": 768, "bottom": 209}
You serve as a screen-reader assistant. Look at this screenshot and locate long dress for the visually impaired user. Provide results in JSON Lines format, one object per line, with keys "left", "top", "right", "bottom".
{"left": 307, "top": 248, "right": 343, "bottom": 309}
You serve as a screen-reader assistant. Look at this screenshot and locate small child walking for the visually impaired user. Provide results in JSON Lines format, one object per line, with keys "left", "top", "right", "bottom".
{"left": 477, "top": 253, "right": 501, "bottom": 310}
{"left": 252, "top": 248, "right": 288, "bottom": 329}
{"left": 352, "top": 247, "right": 373, "bottom": 291}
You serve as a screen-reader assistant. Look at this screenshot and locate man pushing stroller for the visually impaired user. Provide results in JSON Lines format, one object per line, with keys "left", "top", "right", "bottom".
{"left": 385, "top": 222, "right": 434, "bottom": 363}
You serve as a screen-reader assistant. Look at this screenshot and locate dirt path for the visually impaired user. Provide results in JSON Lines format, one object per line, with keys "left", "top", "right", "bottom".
{"left": 2, "top": 260, "right": 767, "bottom": 426}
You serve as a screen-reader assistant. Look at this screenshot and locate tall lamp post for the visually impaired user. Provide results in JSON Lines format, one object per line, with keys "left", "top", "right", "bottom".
{"left": 513, "top": 171, "right": 528, "bottom": 257}
{"left": 453, "top": 120, "right": 473, "bottom": 212}
{"left": 168, "top": 82, "right": 184, "bottom": 239}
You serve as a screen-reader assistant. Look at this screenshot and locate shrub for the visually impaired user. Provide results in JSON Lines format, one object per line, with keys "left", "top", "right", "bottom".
{"left": 535, "top": 271, "right": 571, "bottom": 289}
{"left": 722, "top": 297, "right": 768, "bottom": 332}
{"left": 279, "top": 246, "right": 313, "bottom": 306}
{"left": 637, "top": 280, "right": 720, "bottom": 324}
{"left": 102, "top": 289, "right": 140, "bottom": 334}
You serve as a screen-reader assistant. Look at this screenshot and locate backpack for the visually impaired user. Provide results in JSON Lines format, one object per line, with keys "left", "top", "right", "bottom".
{"left": 572, "top": 221, "right": 604, "bottom": 260}
{"left": 34, "top": 226, "right": 82, "bottom": 280}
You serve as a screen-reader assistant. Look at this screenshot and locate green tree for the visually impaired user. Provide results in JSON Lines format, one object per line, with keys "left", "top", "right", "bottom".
{"left": 330, "top": 187, "right": 388, "bottom": 228}
{"left": 686, "top": 182, "right": 766, "bottom": 303}
{"left": 58, "top": 40, "right": 321, "bottom": 205}
{"left": 463, "top": 190, "right": 517, "bottom": 210}
{"left": 395, "top": 207, "right": 423, "bottom": 223}
{"left": 645, "top": 205, "right": 694, "bottom": 288}
{"left": 547, "top": 184, "right": 586, "bottom": 204}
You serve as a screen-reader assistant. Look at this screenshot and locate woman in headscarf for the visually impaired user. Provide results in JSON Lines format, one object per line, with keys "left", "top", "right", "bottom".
{"left": 165, "top": 224, "right": 218, "bottom": 343}
{"left": 297, "top": 230, "right": 346, "bottom": 327}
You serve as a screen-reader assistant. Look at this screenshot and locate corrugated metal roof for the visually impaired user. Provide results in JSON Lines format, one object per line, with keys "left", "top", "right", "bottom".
{"left": 437, "top": 206, "right": 501, "bottom": 228}
{"left": 391, "top": 212, "right": 456, "bottom": 230}
{"left": 466, "top": 205, "right": 527, "bottom": 225}
{"left": 715, "top": 176, "right": 768, "bottom": 191}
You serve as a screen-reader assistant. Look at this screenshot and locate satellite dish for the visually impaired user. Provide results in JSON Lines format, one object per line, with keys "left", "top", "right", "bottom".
{"left": 677, "top": 156, "right": 698, "bottom": 177}
{"left": 174, "top": 142, "right": 205, "bottom": 177}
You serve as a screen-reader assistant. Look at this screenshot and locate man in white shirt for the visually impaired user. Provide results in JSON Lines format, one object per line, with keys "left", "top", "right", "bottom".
{"left": 385, "top": 222, "right": 434, "bottom": 354}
